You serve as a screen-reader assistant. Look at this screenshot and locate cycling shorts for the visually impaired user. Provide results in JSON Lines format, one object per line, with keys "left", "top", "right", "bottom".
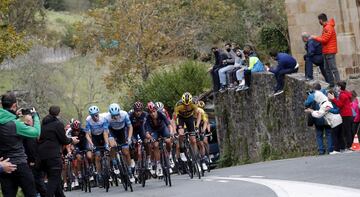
{"left": 149, "top": 126, "right": 170, "bottom": 140}
{"left": 177, "top": 116, "right": 195, "bottom": 133}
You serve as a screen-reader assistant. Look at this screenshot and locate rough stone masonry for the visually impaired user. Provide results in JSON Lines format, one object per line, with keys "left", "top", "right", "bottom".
{"left": 214, "top": 73, "right": 319, "bottom": 166}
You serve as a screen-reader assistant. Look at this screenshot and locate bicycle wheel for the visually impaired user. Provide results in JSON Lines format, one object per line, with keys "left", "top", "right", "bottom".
{"left": 189, "top": 145, "right": 201, "bottom": 179}
{"left": 66, "top": 161, "right": 73, "bottom": 191}
{"left": 101, "top": 157, "right": 111, "bottom": 192}
{"left": 140, "top": 149, "right": 147, "bottom": 187}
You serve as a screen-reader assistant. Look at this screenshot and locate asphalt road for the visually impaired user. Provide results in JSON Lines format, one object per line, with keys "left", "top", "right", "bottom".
{"left": 67, "top": 152, "right": 360, "bottom": 197}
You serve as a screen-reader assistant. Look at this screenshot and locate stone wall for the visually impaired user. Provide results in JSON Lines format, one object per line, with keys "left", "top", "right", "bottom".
{"left": 285, "top": 0, "right": 360, "bottom": 79}
{"left": 214, "top": 73, "right": 318, "bottom": 166}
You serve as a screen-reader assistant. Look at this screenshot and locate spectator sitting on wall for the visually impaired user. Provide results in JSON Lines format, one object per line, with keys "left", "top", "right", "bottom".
{"left": 304, "top": 82, "right": 344, "bottom": 154}
{"left": 229, "top": 47, "right": 245, "bottom": 89}
{"left": 218, "top": 43, "right": 236, "bottom": 93}
{"left": 328, "top": 81, "right": 354, "bottom": 152}
{"left": 236, "top": 46, "right": 265, "bottom": 91}
{"left": 304, "top": 84, "right": 333, "bottom": 154}
{"left": 301, "top": 32, "right": 328, "bottom": 82}
{"left": 311, "top": 13, "right": 340, "bottom": 88}
{"left": 210, "top": 46, "right": 227, "bottom": 92}
{"left": 351, "top": 91, "right": 360, "bottom": 137}
{"left": 266, "top": 49, "right": 299, "bottom": 96}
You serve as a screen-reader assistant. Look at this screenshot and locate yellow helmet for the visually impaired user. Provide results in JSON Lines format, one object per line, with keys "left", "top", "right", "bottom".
{"left": 197, "top": 101, "right": 205, "bottom": 108}
{"left": 181, "top": 92, "right": 192, "bottom": 105}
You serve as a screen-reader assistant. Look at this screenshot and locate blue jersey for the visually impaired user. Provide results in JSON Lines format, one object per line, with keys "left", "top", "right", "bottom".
{"left": 85, "top": 115, "right": 109, "bottom": 136}
{"left": 103, "top": 111, "right": 131, "bottom": 131}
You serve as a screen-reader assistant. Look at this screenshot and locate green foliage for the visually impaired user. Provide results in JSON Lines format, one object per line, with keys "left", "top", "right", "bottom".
{"left": 44, "top": 0, "right": 66, "bottom": 11}
{"left": 259, "top": 24, "right": 289, "bottom": 53}
{"left": 134, "top": 61, "right": 211, "bottom": 111}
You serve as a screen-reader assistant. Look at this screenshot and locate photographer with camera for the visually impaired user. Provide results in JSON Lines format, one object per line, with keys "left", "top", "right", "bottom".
{"left": 38, "top": 106, "right": 79, "bottom": 197}
{"left": 0, "top": 92, "right": 41, "bottom": 196}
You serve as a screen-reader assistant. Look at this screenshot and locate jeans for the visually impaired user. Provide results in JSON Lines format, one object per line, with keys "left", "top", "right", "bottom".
{"left": 0, "top": 163, "right": 37, "bottom": 197}
{"left": 323, "top": 54, "right": 340, "bottom": 87}
{"left": 40, "top": 158, "right": 65, "bottom": 197}
{"left": 235, "top": 67, "right": 245, "bottom": 81}
{"left": 305, "top": 55, "right": 328, "bottom": 82}
{"left": 219, "top": 65, "right": 235, "bottom": 86}
{"left": 315, "top": 125, "right": 333, "bottom": 154}
{"left": 274, "top": 67, "right": 298, "bottom": 92}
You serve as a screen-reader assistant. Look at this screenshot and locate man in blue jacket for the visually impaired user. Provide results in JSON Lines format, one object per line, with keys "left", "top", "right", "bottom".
{"left": 267, "top": 49, "right": 299, "bottom": 96}
{"left": 302, "top": 32, "right": 328, "bottom": 82}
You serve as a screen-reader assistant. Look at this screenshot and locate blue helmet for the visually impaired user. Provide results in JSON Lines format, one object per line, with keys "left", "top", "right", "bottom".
{"left": 109, "top": 103, "right": 121, "bottom": 116}
{"left": 88, "top": 106, "right": 99, "bottom": 115}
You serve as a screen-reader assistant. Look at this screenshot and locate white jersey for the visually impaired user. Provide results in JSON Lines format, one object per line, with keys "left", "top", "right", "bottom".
{"left": 85, "top": 114, "right": 109, "bottom": 136}
{"left": 103, "top": 111, "right": 131, "bottom": 131}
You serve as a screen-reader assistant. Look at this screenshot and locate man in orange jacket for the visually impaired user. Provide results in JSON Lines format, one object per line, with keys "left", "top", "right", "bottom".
{"left": 311, "top": 13, "right": 340, "bottom": 88}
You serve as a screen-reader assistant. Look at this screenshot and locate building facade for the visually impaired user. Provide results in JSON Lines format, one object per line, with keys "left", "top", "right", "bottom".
{"left": 285, "top": 0, "right": 360, "bottom": 79}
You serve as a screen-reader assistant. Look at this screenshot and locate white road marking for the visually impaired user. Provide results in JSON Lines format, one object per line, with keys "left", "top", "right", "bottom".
{"left": 207, "top": 176, "right": 360, "bottom": 197}
{"left": 249, "top": 175, "right": 265, "bottom": 178}
{"left": 217, "top": 180, "right": 229, "bottom": 183}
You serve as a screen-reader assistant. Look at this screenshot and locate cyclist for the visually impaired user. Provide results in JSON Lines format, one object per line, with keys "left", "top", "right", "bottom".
{"left": 155, "top": 102, "right": 175, "bottom": 168}
{"left": 128, "top": 102, "right": 150, "bottom": 171}
{"left": 67, "top": 119, "right": 88, "bottom": 187}
{"left": 173, "top": 92, "right": 201, "bottom": 162}
{"left": 194, "top": 100, "right": 210, "bottom": 171}
{"left": 84, "top": 105, "right": 110, "bottom": 185}
{"left": 104, "top": 103, "right": 135, "bottom": 183}
{"left": 145, "top": 102, "right": 174, "bottom": 177}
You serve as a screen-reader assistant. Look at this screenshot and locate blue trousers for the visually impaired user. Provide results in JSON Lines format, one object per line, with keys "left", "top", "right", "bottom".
{"left": 305, "top": 55, "right": 328, "bottom": 82}
{"left": 315, "top": 125, "right": 333, "bottom": 154}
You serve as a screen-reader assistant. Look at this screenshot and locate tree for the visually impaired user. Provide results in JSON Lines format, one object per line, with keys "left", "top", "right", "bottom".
{"left": 72, "top": 0, "right": 233, "bottom": 89}
{"left": 134, "top": 61, "right": 211, "bottom": 111}
{"left": 0, "top": 0, "right": 45, "bottom": 63}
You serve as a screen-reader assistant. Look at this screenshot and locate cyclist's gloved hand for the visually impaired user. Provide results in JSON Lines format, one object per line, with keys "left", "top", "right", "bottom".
{"left": 127, "top": 138, "right": 132, "bottom": 146}
{"left": 195, "top": 127, "right": 199, "bottom": 133}
{"left": 105, "top": 143, "right": 110, "bottom": 151}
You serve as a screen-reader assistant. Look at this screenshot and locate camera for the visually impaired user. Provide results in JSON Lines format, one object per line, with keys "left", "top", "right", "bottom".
{"left": 21, "top": 108, "right": 32, "bottom": 115}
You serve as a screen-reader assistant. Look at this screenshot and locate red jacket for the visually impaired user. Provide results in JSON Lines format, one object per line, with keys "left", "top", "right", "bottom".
{"left": 331, "top": 90, "right": 353, "bottom": 117}
{"left": 313, "top": 18, "right": 337, "bottom": 54}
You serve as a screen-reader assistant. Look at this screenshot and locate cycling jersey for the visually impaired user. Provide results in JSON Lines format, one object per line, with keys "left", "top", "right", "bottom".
{"left": 196, "top": 108, "right": 208, "bottom": 122}
{"left": 174, "top": 101, "right": 198, "bottom": 118}
{"left": 145, "top": 111, "right": 170, "bottom": 132}
{"left": 103, "top": 111, "right": 131, "bottom": 131}
{"left": 85, "top": 114, "right": 108, "bottom": 136}
{"left": 129, "top": 111, "right": 147, "bottom": 141}
{"left": 67, "top": 128, "right": 87, "bottom": 151}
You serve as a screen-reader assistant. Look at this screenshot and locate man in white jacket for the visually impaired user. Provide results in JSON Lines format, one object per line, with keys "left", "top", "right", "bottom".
{"left": 305, "top": 83, "right": 344, "bottom": 154}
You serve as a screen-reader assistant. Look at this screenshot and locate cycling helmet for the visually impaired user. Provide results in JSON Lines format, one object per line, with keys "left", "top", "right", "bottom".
{"left": 147, "top": 102, "right": 157, "bottom": 112}
{"left": 181, "top": 92, "right": 192, "bottom": 105}
{"left": 88, "top": 105, "right": 99, "bottom": 115}
{"left": 71, "top": 120, "right": 81, "bottom": 130}
{"left": 155, "top": 102, "right": 164, "bottom": 111}
{"left": 109, "top": 103, "right": 121, "bottom": 116}
{"left": 198, "top": 101, "right": 205, "bottom": 108}
{"left": 133, "top": 101, "right": 143, "bottom": 111}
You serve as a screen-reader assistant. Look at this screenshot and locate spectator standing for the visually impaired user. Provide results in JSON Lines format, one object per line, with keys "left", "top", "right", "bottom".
{"left": 38, "top": 106, "right": 79, "bottom": 197}
{"left": 301, "top": 32, "right": 328, "bottom": 82}
{"left": 267, "top": 49, "right": 299, "bottom": 96}
{"left": 304, "top": 84, "right": 333, "bottom": 154}
{"left": 305, "top": 84, "right": 344, "bottom": 154}
{"left": 0, "top": 93, "right": 41, "bottom": 197}
{"left": 311, "top": 13, "right": 340, "bottom": 87}
{"left": 328, "top": 81, "right": 353, "bottom": 151}
{"left": 351, "top": 91, "right": 360, "bottom": 136}
{"left": 22, "top": 114, "right": 47, "bottom": 197}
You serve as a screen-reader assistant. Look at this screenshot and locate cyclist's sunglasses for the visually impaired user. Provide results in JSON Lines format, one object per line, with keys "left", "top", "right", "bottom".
{"left": 91, "top": 113, "right": 99, "bottom": 118}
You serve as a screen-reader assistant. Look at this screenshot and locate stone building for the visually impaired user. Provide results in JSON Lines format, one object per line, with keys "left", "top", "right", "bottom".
{"left": 285, "top": 0, "right": 360, "bottom": 79}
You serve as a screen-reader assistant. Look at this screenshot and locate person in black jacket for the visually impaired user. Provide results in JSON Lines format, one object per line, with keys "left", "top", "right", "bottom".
{"left": 0, "top": 92, "right": 41, "bottom": 197}
{"left": 38, "top": 106, "right": 79, "bottom": 197}
{"left": 22, "top": 114, "right": 47, "bottom": 197}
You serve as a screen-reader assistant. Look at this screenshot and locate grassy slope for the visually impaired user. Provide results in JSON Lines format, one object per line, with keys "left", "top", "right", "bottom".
{"left": 45, "top": 10, "right": 84, "bottom": 33}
